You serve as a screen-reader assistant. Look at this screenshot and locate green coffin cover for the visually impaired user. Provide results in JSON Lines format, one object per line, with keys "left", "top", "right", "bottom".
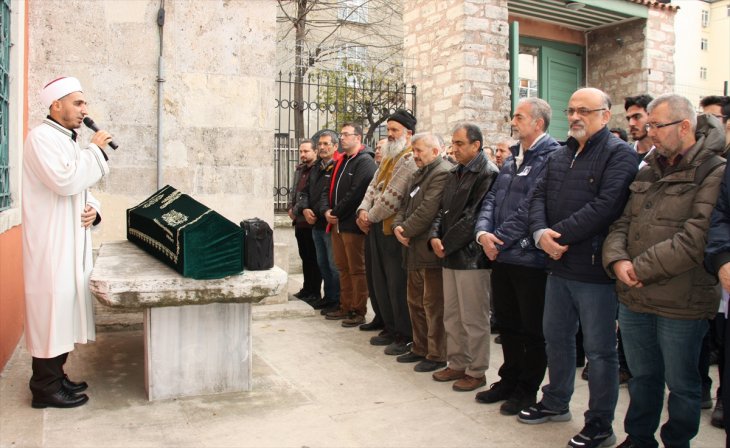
{"left": 127, "top": 185, "right": 244, "bottom": 279}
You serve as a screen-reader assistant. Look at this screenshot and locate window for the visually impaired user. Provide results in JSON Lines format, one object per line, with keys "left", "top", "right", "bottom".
{"left": 701, "top": 9, "right": 709, "bottom": 27}
{"left": 1, "top": 0, "right": 11, "bottom": 211}
{"left": 700, "top": 67, "right": 707, "bottom": 80}
{"left": 518, "top": 79, "right": 538, "bottom": 99}
{"left": 341, "top": 44, "right": 367, "bottom": 66}
{"left": 338, "top": 0, "right": 368, "bottom": 24}
{"left": 701, "top": 38, "right": 708, "bottom": 51}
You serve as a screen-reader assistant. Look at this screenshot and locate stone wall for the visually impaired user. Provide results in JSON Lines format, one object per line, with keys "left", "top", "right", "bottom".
{"left": 403, "top": 0, "right": 511, "bottom": 143}
{"left": 27, "top": 0, "right": 277, "bottom": 245}
{"left": 587, "top": 7, "right": 676, "bottom": 129}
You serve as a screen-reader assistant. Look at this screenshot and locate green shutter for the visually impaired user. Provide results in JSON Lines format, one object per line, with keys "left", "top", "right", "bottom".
{"left": 540, "top": 46, "right": 582, "bottom": 141}
{"left": 0, "top": 0, "right": 10, "bottom": 211}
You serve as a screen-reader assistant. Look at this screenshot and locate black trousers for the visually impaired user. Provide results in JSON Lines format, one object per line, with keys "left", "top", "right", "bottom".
{"left": 30, "top": 352, "right": 67, "bottom": 396}
{"left": 295, "top": 227, "right": 322, "bottom": 297}
{"left": 369, "top": 225, "right": 410, "bottom": 339}
{"left": 491, "top": 262, "right": 548, "bottom": 396}
{"left": 365, "top": 232, "right": 383, "bottom": 324}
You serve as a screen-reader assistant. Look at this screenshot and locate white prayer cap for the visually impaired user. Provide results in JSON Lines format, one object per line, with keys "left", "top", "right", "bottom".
{"left": 40, "top": 76, "right": 83, "bottom": 108}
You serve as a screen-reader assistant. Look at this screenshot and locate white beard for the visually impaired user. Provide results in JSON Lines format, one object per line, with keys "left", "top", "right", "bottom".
{"left": 383, "top": 135, "right": 407, "bottom": 160}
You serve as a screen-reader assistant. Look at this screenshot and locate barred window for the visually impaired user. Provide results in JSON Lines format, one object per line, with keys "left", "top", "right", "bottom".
{"left": 338, "top": 0, "right": 368, "bottom": 24}
{"left": 701, "top": 38, "right": 708, "bottom": 51}
{"left": 701, "top": 9, "right": 709, "bottom": 27}
{"left": 700, "top": 67, "right": 707, "bottom": 80}
{"left": 1, "top": 0, "right": 11, "bottom": 211}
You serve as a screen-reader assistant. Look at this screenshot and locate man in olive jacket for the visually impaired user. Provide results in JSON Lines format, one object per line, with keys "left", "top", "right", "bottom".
{"left": 428, "top": 122, "right": 498, "bottom": 392}
{"left": 393, "top": 133, "right": 452, "bottom": 373}
{"left": 603, "top": 94, "right": 726, "bottom": 448}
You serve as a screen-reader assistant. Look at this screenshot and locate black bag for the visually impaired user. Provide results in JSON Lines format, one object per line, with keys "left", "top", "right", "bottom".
{"left": 240, "top": 218, "right": 274, "bottom": 270}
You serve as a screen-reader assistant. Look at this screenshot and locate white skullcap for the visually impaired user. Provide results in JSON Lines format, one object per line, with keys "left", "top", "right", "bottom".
{"left": 40, "top": 77, "right": 83, "bottom": 108}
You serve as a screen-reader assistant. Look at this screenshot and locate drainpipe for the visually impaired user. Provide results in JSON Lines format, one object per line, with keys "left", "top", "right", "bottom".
{"left": 156, "top": 2, "right": 166, "bottom": 189}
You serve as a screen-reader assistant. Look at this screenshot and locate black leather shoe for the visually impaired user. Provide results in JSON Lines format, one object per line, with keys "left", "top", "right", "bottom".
{"left": 32, "top": 388, "right": 89, "bottom": 409}
{"left": 616, "top": 437, "right": 638, "bottom": 448}
{"left": 370, "top": 334, "right": 394, "bottom": 346}
{"left": 414, "top": 359, "right": 446, "bottom": 372}
{"left": 359, "top": 320, "right": 384, "bottom": 331}
{"left": 396, "top": 352, "right": 424, "bottom": 363}
{"left": 61, "top": 375, "right": 88, "bottom": 394}
{"left": 475, "top": 381, "right": 514, "bottom": 404}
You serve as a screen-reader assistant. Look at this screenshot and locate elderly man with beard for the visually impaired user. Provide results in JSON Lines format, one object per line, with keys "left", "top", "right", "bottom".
{"left": 474, "top": 97, "right": 560, "bottom": 415}
{"left": 429, "top": 122, "right": 499, "bottom": 392}
{"left": 392, "top": 133, "right": 451, "bottom": 371}
{"left": 357, "top": 110, "right": 418, "bottom": 355}
{"left": 625, "top": 94, "right": 654, "bottom": 165}
{"left": 521, "top": 88, "right": 638, "bottom": 448}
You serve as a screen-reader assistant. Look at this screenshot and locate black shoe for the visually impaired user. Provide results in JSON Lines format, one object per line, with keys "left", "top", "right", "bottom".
{"left": 384, "top": 340, "right": 410, "bottom": 356}
{"left": 32, "top": 388, "right": 89, "bottom": 409}
{"left": 61, "top": 375, "right": 88, "bottom": 394}
{"left": 299, "top": 293, "right": 321, "bottom": 303}
{"left": 396, "top": 352, "right": 424, "bottom": 363}
{"left": 310, "top": 298, "right": 331, "bottom": 309}
{"left": 475, "top": 381, "right": 514, "bottom": 404}
{"left": 359, "top": 320, "right": 384, "bottom": 331}
{"left": 494, "top": 335, "right": 502, "bottom": 344}
{"left": 581, "top": 362, "right": 590, "bottom": 381}
{"left": 414, "top": 359, "right": 446, "bottom": 372}
{"left": 370, "top": 333, "right": 394, "bottom": 346}
{"left": 500, "top": 392, "right": 535, "bottom": 416}
{"left": 711, "top": 399, "right": 724, "bottom": 428}
{"left": 616, "top": 437, "right": 638, "bottom": 448}
{"left": 293, "top": 289, "right": 307, "bottom": 299}
{"left": 319, "top": 304, "right": 339, "bottom": 315}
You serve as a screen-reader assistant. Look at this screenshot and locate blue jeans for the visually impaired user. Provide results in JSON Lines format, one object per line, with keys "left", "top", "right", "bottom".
{"left": 618, "top": 304, "right": 707, "bottom": 448}
{"left": 311, "top": 228, "right": 340, "bottom": 302}
{"left": 541, "top": 274, "right": 618, "bottom": 428}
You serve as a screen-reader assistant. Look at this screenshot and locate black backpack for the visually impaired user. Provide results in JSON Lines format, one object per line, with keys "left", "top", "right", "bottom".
{"left": 240, "top": 218, "right": 274, "bottom": 270}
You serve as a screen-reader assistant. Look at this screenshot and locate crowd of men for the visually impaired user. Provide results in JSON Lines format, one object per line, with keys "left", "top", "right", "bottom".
{"left": 287, "top": 89, "right": 730, "bottom": 448}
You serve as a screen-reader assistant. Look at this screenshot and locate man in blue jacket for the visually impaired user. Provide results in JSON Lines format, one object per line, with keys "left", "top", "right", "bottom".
{"left": 474, "top": 97, "right": 559, "bottom": 415}
{"left": 521, "top": 88, "right": 638, "bottom": 448}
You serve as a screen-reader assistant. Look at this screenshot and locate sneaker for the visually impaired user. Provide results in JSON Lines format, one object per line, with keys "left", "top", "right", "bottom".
{"left": 396, "top": 352, "right": 424, "bottom": 363}
{"left": 453, "top": 375, "right": 486, "bottom": 392}
{"left": 711, "top": 399, "right": 724, "bottom": 428}
{"left": 384, "top": 340, "right": 410, "bottom": 356}
{"left": 500, "top": 392, "right": 535, "bottom": 416}
{"left": 517, "top": 402, "right": 571, "bottom": 424}
{"left": 414, "top": 359, "right": 446, "bottom": 373}
{"left": 475, "top": 381, "right": 514, "bottom": 404}
{"left": 567, "top": 421, "right": 616, "bottom": 448}
{"left": 432, "top": 367, "right": 466, "bottom": 382}
{"left": 325, "top": 309, "right": 348, "bottom": 320}
{"left": 341, "top": 312, "right": 365, "bottom": 328}
{"left": 702, "top": 385, "right": 713, "bottom": 409}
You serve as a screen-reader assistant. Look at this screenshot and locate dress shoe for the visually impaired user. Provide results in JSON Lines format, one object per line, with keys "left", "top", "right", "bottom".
{"left": 711, "top": 399, "right": 724, "bottom": 428}
{"left": 299, "top": 293, "right": 321, "bottom": 303}
{"left": 61, "top": 375, "right": 88, "bottom": 394}
{"left": 293, "top": 289, "right": 307, "bottom": 299}
{"left": 414, "top": 360, "right": 446, "bottom": 372}
{"left": 310, "top": 298, "right": 331, "bottom": 309}
{"left": 320, "top": 304, "right": 339, "bottom": 315}
{"left": 359, "top": 320, "right": 384, "bottom": 331}
{"left": 475, "top": 381, "right": 514, "bottom": 404}
{"left": 341, "top": 312, "right": 365, "bottom": 328}
{"left": 453, "top": 374, "right": 486, "bottom": 392}
{"left": 32, "top": 388, "right": 89, "bottom": 409}
{"left": 396, "top": 352, "right": 424, "bottom": 363}
{"left": 432, "top": 367, "right": 465, "bottom": 382}
{"left": 325, "top": 309, "right": 348, "bottom": 320}
{"left": 384, "top": 340, "right": 410, "bottom": 356}
{"left": 616, "top": 437, "right": 638, "bottom": 448}
{"left": 370, "top": 333, "right": 394, "bottom": 346}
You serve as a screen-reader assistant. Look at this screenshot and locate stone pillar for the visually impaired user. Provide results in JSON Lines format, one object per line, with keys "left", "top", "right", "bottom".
{"left": 403, "top": 0, "right": 511, "bottom": 143}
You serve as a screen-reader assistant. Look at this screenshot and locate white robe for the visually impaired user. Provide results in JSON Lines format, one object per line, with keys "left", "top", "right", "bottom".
{"left": 22, "top": 119, "right": 109, "bottom": 358}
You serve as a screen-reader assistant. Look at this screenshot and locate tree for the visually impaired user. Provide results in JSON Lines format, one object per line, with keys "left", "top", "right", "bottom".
{"left": 276, "top": 0, "right": 404, "bottom": 139}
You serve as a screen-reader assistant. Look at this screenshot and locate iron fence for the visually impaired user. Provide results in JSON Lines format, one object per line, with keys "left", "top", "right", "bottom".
{"left": 273, "top": 71, "right": 416, "bottom": 211}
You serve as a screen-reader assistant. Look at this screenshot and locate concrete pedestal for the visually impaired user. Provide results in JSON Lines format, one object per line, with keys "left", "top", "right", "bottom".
{"left": 90, "top": 241, "right": 285, "bottom": 400}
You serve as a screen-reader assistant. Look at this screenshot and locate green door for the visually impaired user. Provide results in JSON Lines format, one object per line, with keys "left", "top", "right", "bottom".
{"left": 540, "top": 47, "right": 583, "bottom": 141}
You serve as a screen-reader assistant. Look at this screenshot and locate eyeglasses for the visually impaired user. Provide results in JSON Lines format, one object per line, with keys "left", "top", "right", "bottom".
{"left": 339, "top": 132, "right": 360, "bottom": 137}
{"left": 644, "top": 119, "right": 684, "bottom": 131}
{"left": 710, "top": 114, "right": 727, "bottom": 121}
{"left": 563, "top": 108, "right": 606, "bottom": 117}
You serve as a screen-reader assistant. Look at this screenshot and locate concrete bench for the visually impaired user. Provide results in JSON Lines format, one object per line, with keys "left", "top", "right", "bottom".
{"left": 89, "top": 241, "right": 286, "bottom": 400}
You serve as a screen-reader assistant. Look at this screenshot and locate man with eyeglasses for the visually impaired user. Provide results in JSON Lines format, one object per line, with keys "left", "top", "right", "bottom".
{"left": 604, "top": 93, "right": 726, "bottom": 448}
{"left": 624, "top": 94, "right": 654, "bottom": 165}
{"left": 522, "top": 88, "right": 638, "bottom": 448}
{"left": 700, "top": 95, "right": 730, "bottom": 157}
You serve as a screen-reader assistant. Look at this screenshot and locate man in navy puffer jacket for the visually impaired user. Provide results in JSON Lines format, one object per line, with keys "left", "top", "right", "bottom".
{"left": 520, "top": 88, "right": 638, "bottom": 448}
{"left": 473, "top": 97, "right": 559, "bottom": 416}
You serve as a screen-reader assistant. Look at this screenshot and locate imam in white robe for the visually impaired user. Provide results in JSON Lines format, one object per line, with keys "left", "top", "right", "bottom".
{"left": 22, "top": 118, "right": 109, "bottom": 358}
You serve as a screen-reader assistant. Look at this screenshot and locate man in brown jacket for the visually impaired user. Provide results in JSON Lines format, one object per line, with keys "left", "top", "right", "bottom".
{"left": 392, "top": 133, "right": 452, "bottom": 372}
{"left": 603, "top": 93, "right": 726, "bottom": 448}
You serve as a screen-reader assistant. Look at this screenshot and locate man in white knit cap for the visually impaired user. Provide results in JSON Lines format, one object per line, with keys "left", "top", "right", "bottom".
{"left": 23, "top": 76, "right": 113, "bottom": 409}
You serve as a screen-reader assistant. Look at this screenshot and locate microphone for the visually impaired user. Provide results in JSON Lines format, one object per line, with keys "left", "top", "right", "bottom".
{"left": 83, "top": 117, "right": 119, "bottom": 150}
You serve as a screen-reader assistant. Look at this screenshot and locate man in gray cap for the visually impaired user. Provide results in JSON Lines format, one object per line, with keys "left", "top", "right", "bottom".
{"left": 23, "top": 76, "right": 113, "bottom": 409}
{"left": 357, "top": 109, "right": 418, "bottom": 355}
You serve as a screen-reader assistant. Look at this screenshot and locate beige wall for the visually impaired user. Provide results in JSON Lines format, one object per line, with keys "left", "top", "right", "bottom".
{"left": 27, "top": 0, "right": 277, "bottom": 246}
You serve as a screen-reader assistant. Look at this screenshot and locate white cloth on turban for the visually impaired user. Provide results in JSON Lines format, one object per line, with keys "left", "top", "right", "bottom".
{"left": 40, "top": 77, "right": 83, "bottom": 108}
